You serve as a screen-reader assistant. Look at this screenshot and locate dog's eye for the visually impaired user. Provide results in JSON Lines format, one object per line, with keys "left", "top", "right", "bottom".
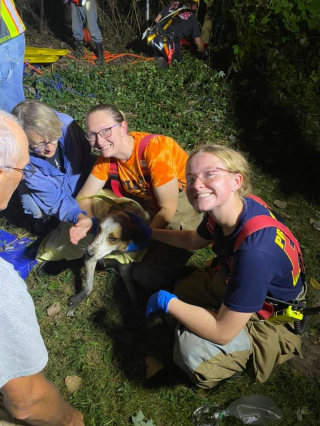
{"left": 108, "top": 236, "right": 117, "bottom": 243}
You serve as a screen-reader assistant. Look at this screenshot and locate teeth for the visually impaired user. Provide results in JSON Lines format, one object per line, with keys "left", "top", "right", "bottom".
{"left": 197, "top": 193, "right": 212, "bottom": 199}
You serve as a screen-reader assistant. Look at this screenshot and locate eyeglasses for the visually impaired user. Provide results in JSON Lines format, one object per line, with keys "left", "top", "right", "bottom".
{"left": 85, "top": 123, "right": 120, "bottom": 142}
{"left": 186, "top": 167, "right": 237, "bottom": 189}
{"left": 30, "top": 139, "right": 59, "bottom": 153}
{"left": 0, "top": 164, "right": 36, "bottom": 179}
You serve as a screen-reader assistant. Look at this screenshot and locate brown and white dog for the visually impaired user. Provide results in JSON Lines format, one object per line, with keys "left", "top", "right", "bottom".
{"left": 68, "top": 205, "right": 150, "bottom": 310}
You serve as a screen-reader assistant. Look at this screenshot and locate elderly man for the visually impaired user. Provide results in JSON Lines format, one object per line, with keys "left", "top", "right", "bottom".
{"left": 0, "top": 110, "right": 84, "bottom": 425}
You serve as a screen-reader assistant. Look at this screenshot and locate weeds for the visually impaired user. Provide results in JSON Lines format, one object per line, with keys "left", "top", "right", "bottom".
{"left": 2, "top": 57, "right": 320, "bottom": 425}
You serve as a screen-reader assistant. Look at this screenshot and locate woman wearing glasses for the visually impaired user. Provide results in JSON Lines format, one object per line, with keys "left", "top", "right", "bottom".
{"left": 69, "top": 103, "right": 201, "bottom": 244}
{"left": 144, "top": 144, "right": 305, "bottom": 389}
{"left": 12, "top": 100, "right": 93, "bottom": 232}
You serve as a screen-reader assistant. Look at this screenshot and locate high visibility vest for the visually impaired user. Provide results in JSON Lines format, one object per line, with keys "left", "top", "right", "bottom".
{"left": 0, "top": 0, "right": 25, "bottom": 45}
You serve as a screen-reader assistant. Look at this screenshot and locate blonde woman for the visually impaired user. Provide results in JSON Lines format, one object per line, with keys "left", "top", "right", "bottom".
{"left": 145, "top": 144, "right": 306, "bottom": 388}
{"left": 12, "top": 100, "right": 93, "bottom": 230}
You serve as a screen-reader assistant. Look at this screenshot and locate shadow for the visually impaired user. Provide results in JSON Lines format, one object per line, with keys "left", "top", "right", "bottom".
{"left": 233, "top": 63, "right": 320, "bottom": 201}
{"left": 126, "top": 37, "right": 154, "bottom": 57}
{"left": 43, "top": 1, "right": 72, "bottom": 44}
{"left": 89, "top": 274, "right": 191, "bottom": 387}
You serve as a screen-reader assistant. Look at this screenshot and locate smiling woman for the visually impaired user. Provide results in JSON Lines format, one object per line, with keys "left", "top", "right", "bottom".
{"left": 145, "top": 143, "right": 306, "bottom": 389}
{"left": 11, "top": 100, "right": 94, "bottom": 229}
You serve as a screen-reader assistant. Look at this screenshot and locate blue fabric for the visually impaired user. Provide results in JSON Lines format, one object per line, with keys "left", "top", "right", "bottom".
{"left": 70, "top": 0, "right": 102, "bottom": 43}
{"left": 124, "top": 211, "right": 152, "bottom": 252}
{"left": 0, "top": 33, "right": 25, "bottom": 113}
{"left": 146, "top": 290, "right": 178, "bottom": 317}
{"left": 0, "top": 230, "right": 38, "bottom": 279}
{"left": 90, "top": 217, "right": 99, "bottom": 235}
{"left": 197, "top": 197, "right": 304, "bottom": 313}
{"left": 21, "top": 112, "right": 94, "bottom": 224}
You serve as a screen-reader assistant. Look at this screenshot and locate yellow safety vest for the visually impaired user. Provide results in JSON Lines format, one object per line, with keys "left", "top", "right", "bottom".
{"left": 0, "top": 0, "right": 25, "bottom": 45}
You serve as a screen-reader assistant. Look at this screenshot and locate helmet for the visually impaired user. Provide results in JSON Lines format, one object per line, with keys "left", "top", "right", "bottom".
{"left": 191, "top": 0, "right": 200, "bottom": 5}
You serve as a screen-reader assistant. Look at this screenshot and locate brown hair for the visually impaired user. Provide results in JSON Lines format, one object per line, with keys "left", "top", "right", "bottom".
{"left": 85, "top": 104, "right": 126, "bottom": 128}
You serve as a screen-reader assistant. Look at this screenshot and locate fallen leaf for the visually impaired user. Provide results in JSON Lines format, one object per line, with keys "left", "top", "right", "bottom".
{"left": 47, "top": 302, "right": 61, "bottom": 317}
{"left": 310, "top": 277, "right": 320, "bottom": 290}
{"left": 309, "top": 217, "right": 317, "bottom": 224}
{"left": 273, "top": 199, "right": 287, "bottom": 209}
{"left": 65, "top": 375, "right": 82, "bottom": 393}
{"left": 188, "top": 100, "right": 197, "bottom": 105}
{"left": 280, "top": 212, "right": 292, "bottom": 220}
{"left": 145, "top": 356, "right": 164, "bottom": 379}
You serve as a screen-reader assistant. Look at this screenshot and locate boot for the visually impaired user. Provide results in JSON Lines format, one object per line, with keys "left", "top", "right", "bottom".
{"left": 95, "top": 42, "right": 105, "bottom": 65}
{"left": 74, "top": 40, "right": 84, "bottom": 59}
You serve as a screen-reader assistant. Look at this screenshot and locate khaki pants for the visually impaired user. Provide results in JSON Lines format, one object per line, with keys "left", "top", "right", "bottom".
{"left": 0, "top": 394, "right": 27, "bottom": 426}
{"left": 172, "top": 263, "right": 302, "bottom": 389}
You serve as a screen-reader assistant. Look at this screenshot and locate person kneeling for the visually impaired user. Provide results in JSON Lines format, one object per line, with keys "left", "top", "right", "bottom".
{"left": 145, "top": 144, "right": 306, "bottom": 388}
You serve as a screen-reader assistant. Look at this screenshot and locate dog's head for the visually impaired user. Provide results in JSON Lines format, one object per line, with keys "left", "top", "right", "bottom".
{"left": 87, "top": 209, "right": 149, "bottom": 260}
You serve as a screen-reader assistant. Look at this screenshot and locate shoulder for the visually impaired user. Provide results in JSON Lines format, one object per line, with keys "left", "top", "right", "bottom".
{"left": 54, "top": 111, "right": 73, "bottom": 127}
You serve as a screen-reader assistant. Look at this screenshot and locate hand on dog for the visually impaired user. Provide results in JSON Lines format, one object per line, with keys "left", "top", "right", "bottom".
{"left": 70, "top": 216, "right": 95, "bottom": 245}
{"left": 145, "top": 290, "right": 178, "bottom": 317}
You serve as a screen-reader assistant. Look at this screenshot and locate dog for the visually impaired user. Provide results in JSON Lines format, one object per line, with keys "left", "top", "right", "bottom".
{"left": 68, "top": 204, "right": 150, "bottom": 310}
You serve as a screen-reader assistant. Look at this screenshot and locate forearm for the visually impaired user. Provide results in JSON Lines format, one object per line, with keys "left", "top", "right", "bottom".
{"left": 167, "top": 298, "right": 223, "bottom": 343}
{"left": 149, "top": 206, "right": 176, "bottom": 229}
{"left": 77, "top": 197, "right": 95, "bottom": 217}
{"left": 154, "top": 13, "right": 162, "bottom": 23}
{"left": 194, "top": 37, "right": 205, "bottom": 52}
{"left": 3, "top": 376, "right": 83, "bottom": 426}
{"left": 151, "top": 228, "right": 206, "bottom": 250}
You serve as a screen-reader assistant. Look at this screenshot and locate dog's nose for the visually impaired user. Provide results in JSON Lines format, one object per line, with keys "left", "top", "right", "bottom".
{"left": 87, "top": 248, "right": 94, "bottom": 258}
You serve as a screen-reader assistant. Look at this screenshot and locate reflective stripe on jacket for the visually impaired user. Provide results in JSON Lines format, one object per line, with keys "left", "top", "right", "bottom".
{"left": 0, "top": 0, "right": 25, "bottom": 44}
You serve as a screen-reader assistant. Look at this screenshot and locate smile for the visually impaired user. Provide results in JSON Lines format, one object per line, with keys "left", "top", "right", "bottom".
{"left": 195, "top": 193, "right": 212, "bottom": 199}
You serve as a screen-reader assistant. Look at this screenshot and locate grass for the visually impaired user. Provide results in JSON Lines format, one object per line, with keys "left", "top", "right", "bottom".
{"left": 2, "top": 53, "right": 320, "bottom": 425}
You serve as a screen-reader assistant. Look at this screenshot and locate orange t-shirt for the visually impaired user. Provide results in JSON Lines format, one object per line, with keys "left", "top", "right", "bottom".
{"left": 91, "top": 132, "right": 188, "bottom": 200}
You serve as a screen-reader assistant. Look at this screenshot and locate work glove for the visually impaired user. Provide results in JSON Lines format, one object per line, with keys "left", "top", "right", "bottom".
{"left": 142, "top": 26, "right": 154, "bottom": 40}
{"left": 198, "top": 50, "right": 209, "bottom": 61}
{"left": 124, "top": 211, "right": 152, "bottom": 252}
{"left": 146, "top": 290, "right": 178, "bottom": 317}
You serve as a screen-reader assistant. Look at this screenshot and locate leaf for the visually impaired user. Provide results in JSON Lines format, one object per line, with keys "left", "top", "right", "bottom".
{"left": 310, "top": 277, "right": 320, "bottom": 291}
{"left": 273, "top": 199, "right": 287, "bottom": 209}
{"left": 145, "top": 356, "right": 164, "bottom": 379}
{"left": 309, "top": 217, "right": 317, "bottom": 224}
{"left": 47, "top": 302, "right": 61, "bottom": 317}
{"left": 65, "top": 375, "right": 82, "bottom": 393}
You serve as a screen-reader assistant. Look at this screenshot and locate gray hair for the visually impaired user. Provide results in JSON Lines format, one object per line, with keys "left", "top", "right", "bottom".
{"left": 0, "top": 110, "right": 22, "bottom": 167}
{"left": 12, "top": 100, "right": 62, "bottom": 143}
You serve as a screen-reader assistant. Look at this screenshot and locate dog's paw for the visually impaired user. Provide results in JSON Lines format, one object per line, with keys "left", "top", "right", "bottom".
{"left": 68, "top": 293, "right": 85, "bottom": 308}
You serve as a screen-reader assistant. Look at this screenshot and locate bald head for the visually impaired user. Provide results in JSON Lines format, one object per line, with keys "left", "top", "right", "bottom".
{"left": 0, "top": 110, "right": 29, "bottom": 210}
{"left": 0, "top": 110, "right": 29, "bottom": 166}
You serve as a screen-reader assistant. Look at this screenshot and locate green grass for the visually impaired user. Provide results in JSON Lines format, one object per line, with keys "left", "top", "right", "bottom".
{"left": 2, "top": 54, "right": 320, "bottom": 425}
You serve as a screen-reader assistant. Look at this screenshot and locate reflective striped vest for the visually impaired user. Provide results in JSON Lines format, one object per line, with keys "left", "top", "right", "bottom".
{"left": 0, "top": 0, "right": 25, "bottom": 45}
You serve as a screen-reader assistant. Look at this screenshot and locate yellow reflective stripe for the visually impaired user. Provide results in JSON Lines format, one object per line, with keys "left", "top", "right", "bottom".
{"left": 0, "top": 0, "right": 25, "bottom": 42}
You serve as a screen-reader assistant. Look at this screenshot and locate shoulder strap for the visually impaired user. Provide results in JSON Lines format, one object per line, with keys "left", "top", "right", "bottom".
{"left": 234, "top": 215, "right": 305, "bottom": 275}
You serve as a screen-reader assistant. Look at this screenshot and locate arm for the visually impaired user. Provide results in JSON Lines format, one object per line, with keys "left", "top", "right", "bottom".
{"left": 150, "top": 178, "right": 179, "bottom": 229}
{"left": 1, "top": 374, "right": 83, "bottom": 426}
{"left": 23, "top": 168, "right": 86, "bottom": 224}
{"left": 167, "top": 300, "right": 252, "bottom": 345}
{"left": 154, "top": 13, "right": 162, "bottom": 23}
{"left": 152, "top": 227, "right": 210, "bottom": 250}
{"left": 194, "top": 36, "right": 205, "bottom": 52}
{"left": 70, "top": 174, "right": 106, "bottom": 244}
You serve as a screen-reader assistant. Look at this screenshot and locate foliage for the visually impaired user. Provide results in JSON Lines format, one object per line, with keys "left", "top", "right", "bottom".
{"left": 24, "top": 56, "right": 235, "bottom": 151}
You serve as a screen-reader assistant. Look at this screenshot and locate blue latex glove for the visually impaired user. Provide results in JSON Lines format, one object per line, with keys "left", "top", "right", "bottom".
{"left": 145, "top": 290, "right": 178, "bottom": 317}
{"left": 124, "top": 211, "right": 152, "bottom": 252}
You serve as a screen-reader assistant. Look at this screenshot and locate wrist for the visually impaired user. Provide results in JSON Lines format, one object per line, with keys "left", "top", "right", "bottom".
{"left": 166, "top": 296, "right": 178, "bottom": 314}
